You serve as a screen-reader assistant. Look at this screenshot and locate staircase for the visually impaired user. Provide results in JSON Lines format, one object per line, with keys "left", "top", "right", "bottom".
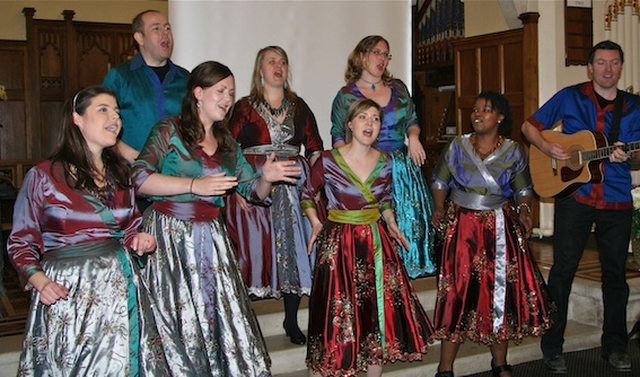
{"left": 1, "top": 269, "right": 639, "bottom": 376}
{"left": 259, "top": 272, "right": 617, "bottom": 377}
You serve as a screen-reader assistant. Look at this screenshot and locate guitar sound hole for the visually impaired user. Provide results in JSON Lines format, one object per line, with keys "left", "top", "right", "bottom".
{"left": 566, "top": 147, "right": 584, "bottom": 170}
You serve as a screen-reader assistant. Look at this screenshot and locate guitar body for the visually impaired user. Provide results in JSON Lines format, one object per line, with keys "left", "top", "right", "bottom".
{"left": 529, "top": 130, "right": 608, "bottom": 198}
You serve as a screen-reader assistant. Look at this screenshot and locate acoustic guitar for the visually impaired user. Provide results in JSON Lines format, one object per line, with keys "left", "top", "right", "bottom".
{"left": 529, "top": 129, "right": 640, "bottom": 198}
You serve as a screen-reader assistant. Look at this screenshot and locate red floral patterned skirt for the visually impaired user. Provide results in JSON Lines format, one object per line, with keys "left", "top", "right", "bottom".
{"left": 432, "top": 202, "right": 554, "bottom": 345}
{"left": 306, "top": 220, "right": 432, "bottom": 376}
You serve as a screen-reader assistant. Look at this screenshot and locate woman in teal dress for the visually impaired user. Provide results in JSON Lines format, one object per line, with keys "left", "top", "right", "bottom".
{"left": 331, "top": 35, "right": 435, "bottom": 278}
{"left": 132, "top": 61, "right": 302, "bottom": 376}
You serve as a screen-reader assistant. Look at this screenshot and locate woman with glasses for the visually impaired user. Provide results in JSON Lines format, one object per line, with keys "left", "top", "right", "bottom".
{"left": 225, "top": 46, "right": 324, "bottom": 346}
{"left": 331, "top": 35, "right": 436, "bottom": 279}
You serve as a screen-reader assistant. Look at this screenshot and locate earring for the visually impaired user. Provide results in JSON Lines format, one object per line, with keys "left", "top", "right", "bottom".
{"left": 283, "top": 81, "right": 288, "bottom": 90}
{"left": 197, "top": 100, "right": 202, "bottom": 108}
{"left": 260, "top": 76, "right": 264, "bottom": 87}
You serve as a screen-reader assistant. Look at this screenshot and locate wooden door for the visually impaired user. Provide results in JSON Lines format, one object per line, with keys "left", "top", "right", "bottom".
{"left": 453, "top": 29, "right": 525, "bottom": 143}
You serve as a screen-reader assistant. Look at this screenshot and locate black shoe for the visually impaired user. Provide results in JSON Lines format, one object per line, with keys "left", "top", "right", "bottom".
{"left": 283, "top": 320, "right": 306, "bottom": 345}
{"left": 543, "top": 354, "right": 568, "bottom": 374}
{"left": 434, "top": 372, "right": 454, "bottom": 377}
{"left": 602, "top": 351, "right": 632, "bottom": 372}
{"left": 491, "top": 360, "right": 512, "bottom": 377}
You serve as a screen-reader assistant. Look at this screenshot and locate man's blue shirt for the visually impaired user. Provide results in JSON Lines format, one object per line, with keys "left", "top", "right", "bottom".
{"left": 103, "top": 53, "right": 189, "bottom": 151}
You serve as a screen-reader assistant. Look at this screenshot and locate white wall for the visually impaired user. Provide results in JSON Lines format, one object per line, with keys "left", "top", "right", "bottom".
{"left": 169, "top": 0, "right": 412, "bottom": 149}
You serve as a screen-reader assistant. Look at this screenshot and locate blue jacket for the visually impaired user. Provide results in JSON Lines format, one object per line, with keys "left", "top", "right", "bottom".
{"left": 103, "top": 53, "right": 189, "bottom": 151}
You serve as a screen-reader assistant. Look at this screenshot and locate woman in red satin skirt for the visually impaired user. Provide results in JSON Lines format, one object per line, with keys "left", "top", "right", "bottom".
{"left": 430, "top": 91, "right": 553, "bottom": 377}
{"left": 301, "top": 99, "right": 432, "bottom": 377}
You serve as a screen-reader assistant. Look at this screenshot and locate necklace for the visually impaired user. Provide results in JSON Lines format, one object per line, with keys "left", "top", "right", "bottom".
{"left": 471, "top": 133, "right": 504, "bottom": 159}
{"left": 262, "top": 97, "right": 290, "bottom": 117}
{"left": 360, "top": 77, "right": 382, "bottom": 91}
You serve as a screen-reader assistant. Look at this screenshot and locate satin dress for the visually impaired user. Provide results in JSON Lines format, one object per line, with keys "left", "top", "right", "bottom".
{"left": 302, "top": 149, "right": 432, "bottom": 376}
{"left": 331, "top": 79, "right": 435, "bottom": 278}
{"left": 226, "top": 97, "right": 324, "bottom": 297}
{"left": 132, "top": 118, "right": 271, "bottom": 376}
{"left": 430, "top": 134, "right": 553, "bottom": 344}
{"left": 7, "top": 160, "right": 170, "bottom": 376}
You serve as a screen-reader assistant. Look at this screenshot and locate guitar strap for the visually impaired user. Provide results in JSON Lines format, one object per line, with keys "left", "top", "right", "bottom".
{"left": 608, "top": 90, "right": 624, "bottom": 142}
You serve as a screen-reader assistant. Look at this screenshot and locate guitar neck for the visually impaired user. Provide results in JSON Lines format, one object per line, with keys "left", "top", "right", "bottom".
{"left": 583, "top": 140, "right": 640, "bottom": 161}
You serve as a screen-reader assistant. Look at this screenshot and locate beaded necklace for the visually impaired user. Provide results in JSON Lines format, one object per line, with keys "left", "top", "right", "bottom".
{"left": 262, "top": 97, "right": 290, "bottom": 117}
{"left": 470, "top": 133, "right": 504, "bottom": 159}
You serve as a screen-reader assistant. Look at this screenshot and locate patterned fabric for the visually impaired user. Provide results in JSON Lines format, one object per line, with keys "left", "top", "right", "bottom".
{"left": 330, "top": 80, "right": 436, "bottom": 278}
{"left": 140, "top": 212, "right": 271, "bottom": 376}
{"left": 527, "top": 81, "right": 640, "bottom": 208}
{"left": 132, "top": 118, "right": 271, "bottom": 376}
{"left": 102, "top": 53, "right": 189, "bottom": 151}
{"left": 302, "top": 150, "right": 432, "bottom": 376}
{"left": 430, "top": 135, "right": 553, "bottom": 345}
{"left": 7, "top": 161, "right": 170, "bottom": 376}
{"left": 225, "top": 97, "right": 324, "bottom": 297}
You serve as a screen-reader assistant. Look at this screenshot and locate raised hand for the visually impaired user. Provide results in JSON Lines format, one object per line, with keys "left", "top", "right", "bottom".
{"left": 261, "top": 153, "right": 302, "bottom": 184}
{"left": 191, "top": 172, "right": 238, "bottom": 196}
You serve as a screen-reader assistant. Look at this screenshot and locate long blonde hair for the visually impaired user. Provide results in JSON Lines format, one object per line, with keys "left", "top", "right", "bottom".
{"left": 248, "top": 46, "right": 297, "bottom": 105}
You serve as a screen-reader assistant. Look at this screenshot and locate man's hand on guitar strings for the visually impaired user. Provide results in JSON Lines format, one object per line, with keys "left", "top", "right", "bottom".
{"left": 542, "top": 141, "right": 570, "bottom": 160}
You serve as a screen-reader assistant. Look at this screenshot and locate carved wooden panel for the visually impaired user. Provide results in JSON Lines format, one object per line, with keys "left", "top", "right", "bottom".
{"left": 0, "top": 159, "right": 42, "bottom": 189}
{"left": 75, "top": 23, "right": 136, "bottom": 87}
{"left": 37, "top": 27, "right": 65, "bottom": 94}
{"left": 0, "top": 41, "right": 29, "bottom": 159}
{"left": 22, "top": 8, "right": 134, "bottom": 159}
{"left": 76, "top": 30, "right": 114, "bottom": 88}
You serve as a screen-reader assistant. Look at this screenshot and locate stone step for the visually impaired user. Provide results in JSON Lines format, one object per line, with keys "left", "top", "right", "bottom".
{"left": 0, "top": 334, "right": 21, "bottom": 376}
{"left": 271, "top": 320, "right": 603, "bottom": 377}
{"left": 0, "top": 320, "right": 606, "bottom": 377}
{"left": 1, "top": 272, "right": 636, "bottom": 376}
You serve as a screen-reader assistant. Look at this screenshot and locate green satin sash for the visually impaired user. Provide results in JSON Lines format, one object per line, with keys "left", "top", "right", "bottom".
{"left": 328, "top": 206, "right": 386, "bottom": 352}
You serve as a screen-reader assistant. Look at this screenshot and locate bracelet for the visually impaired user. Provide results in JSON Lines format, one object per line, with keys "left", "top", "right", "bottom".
{"left": 189, "top": 177, "right": 196, "bottom": 196}
{"left": 516, "top": 202, "right": 531, "bottom": 215}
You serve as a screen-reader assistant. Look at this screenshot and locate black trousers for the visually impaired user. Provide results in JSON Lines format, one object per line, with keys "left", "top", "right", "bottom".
{"left": 541, "top": 196, "right": 630, "bottom": 357}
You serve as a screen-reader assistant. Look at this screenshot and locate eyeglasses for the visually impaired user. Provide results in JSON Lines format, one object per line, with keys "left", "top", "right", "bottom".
{"left": 369, "top": 49, "right": 392, "bottom": 60}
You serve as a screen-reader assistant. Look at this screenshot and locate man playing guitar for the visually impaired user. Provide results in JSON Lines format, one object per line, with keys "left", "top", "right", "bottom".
{"left": 521, "top": 40, "right": 640, "bottom": 375}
